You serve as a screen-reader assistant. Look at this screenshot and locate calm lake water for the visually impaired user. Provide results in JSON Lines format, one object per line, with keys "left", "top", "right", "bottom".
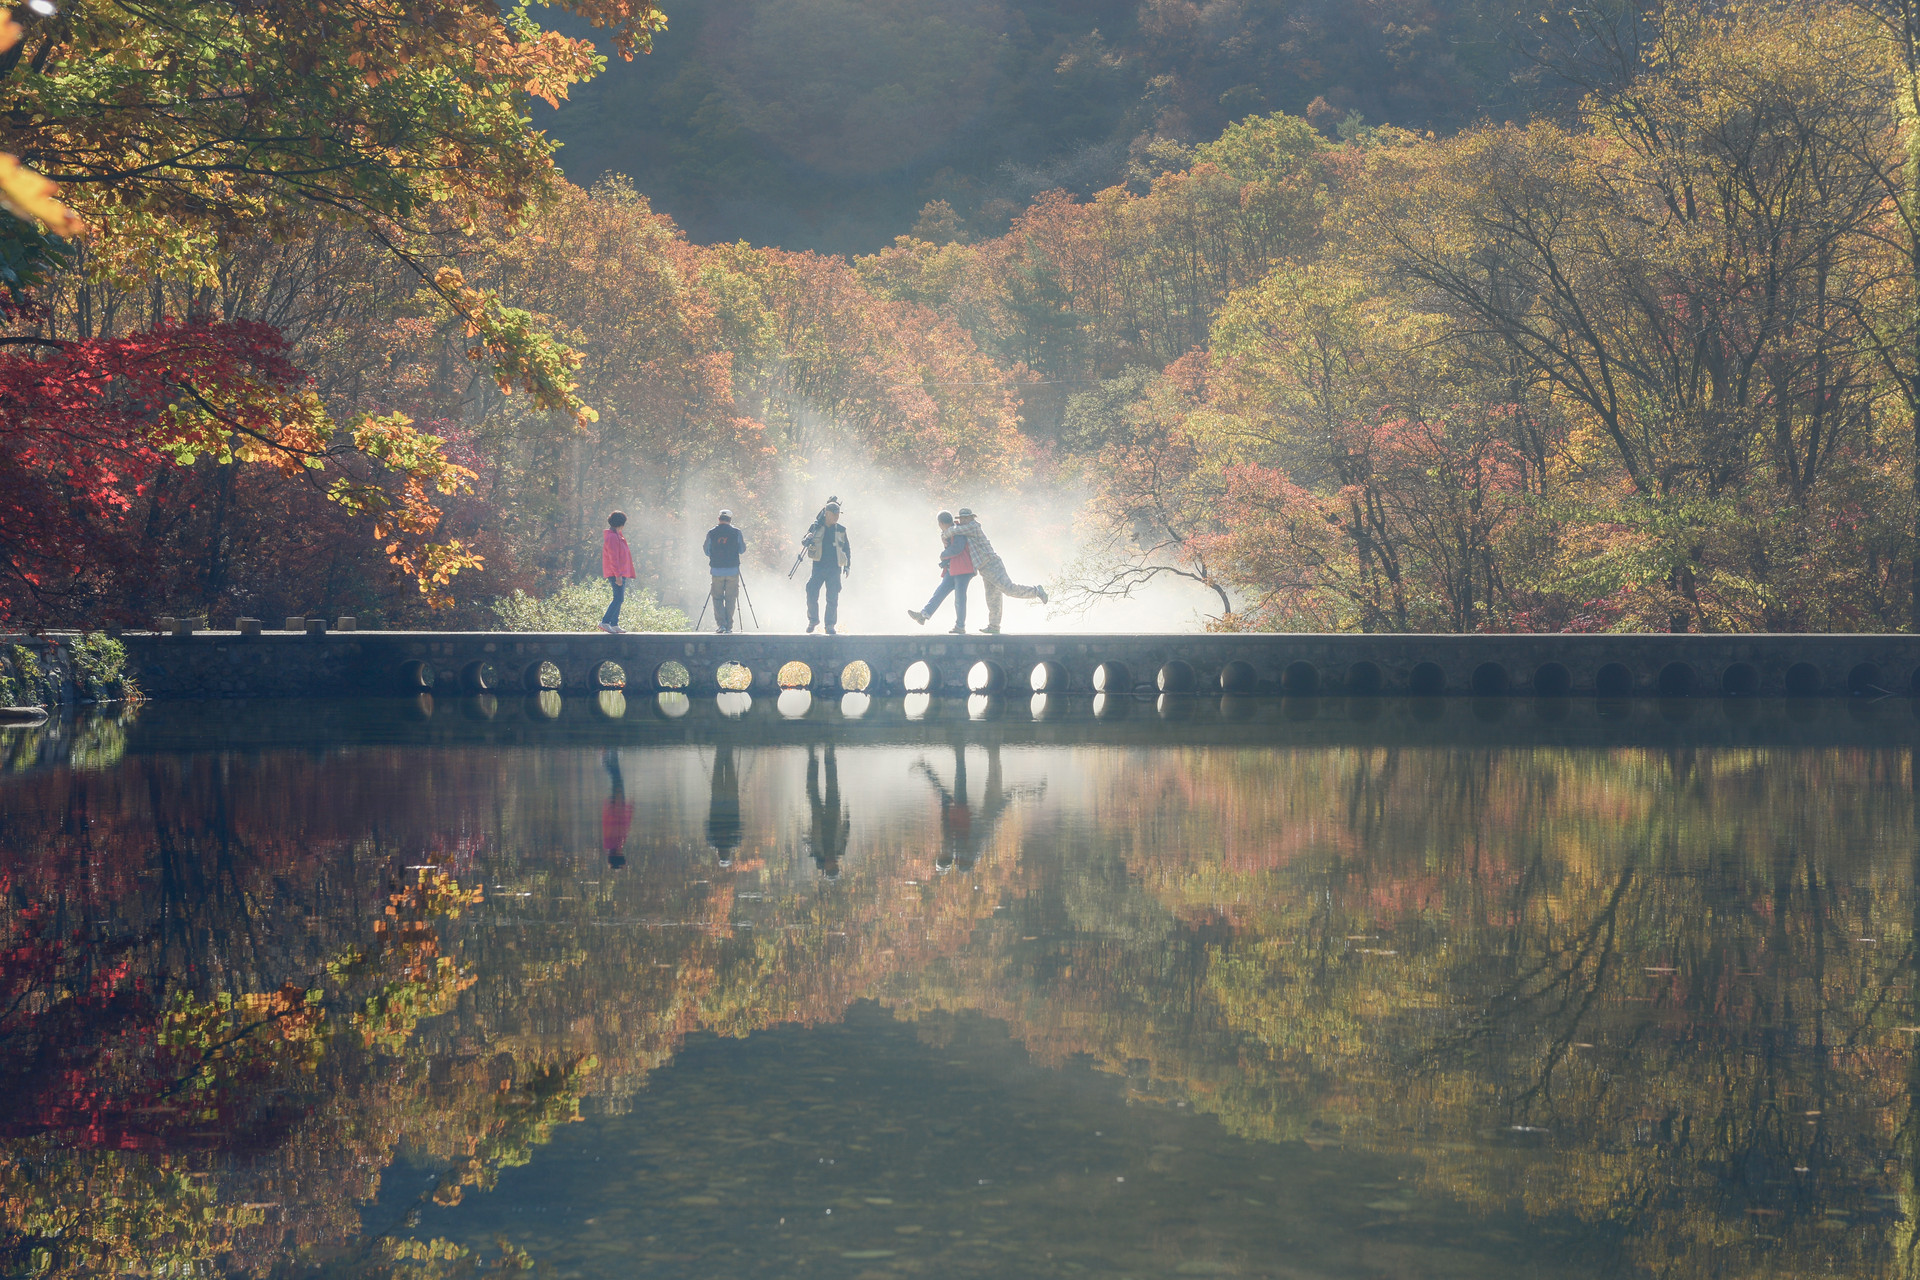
{"left": 4, "top": 693, "right": 1920, "bottom": 1279}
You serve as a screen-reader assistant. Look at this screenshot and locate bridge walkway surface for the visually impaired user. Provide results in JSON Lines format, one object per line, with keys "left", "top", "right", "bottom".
{"left": 30, "top": 629, "right": 1920, "bottom": 701}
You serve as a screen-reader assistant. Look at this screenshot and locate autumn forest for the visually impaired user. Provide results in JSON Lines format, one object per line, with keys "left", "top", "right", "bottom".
{"left": 10, "top": 0, "right": 1920, "bottom": 634}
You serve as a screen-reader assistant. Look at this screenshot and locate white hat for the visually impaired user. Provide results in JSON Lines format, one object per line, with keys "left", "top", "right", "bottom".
{"left": 718, "top": 509, "right": 732, "bottom": 520}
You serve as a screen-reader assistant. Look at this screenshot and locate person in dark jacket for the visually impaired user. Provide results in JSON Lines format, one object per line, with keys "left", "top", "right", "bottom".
{"left": 801, "top": 502, "right": 851, "bottom": 635}
{"left": 702, "top": 510, "right": 746, "bottom": 634}
{"left": 707, "top": 742, "right": 742, "bottom": 868}
{"left": 907, "top": 510, "right": 974, "bottom": 635}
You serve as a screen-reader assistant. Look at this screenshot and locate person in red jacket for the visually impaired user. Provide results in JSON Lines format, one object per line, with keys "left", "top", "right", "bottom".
{"left": 599, "top": 511, "right": 636, "bottom": 634}
{"left": 602, "top": 749, "right": 633, "bottom": 869}
{"left": 906, "top": 510, "right": 975, "bottom": 635}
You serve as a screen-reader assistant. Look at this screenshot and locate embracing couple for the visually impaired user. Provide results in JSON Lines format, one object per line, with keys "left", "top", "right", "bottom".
{"left": 906, "top": 507, "right": 1047, "bottom": 636}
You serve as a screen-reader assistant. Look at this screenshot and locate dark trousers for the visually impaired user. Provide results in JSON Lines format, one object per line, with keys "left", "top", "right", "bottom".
{"left": 922, "top": 573, "right": 973, "bottom": 627}
{"left": 601, "top": 578, "right": 625, "bottom": 627}
{"left": 806, "top": 564, "right": 841, "bottom": 627}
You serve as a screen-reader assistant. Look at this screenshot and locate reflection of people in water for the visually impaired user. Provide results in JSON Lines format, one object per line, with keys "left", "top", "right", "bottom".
{"left": 916, "top": 742, "right": 1039, "bottom": 872}
{"left": 805, "top": 744, "right": 850, "bottom": 879}
{"left": 707, "top": 743, "right": 743, "bottom": 867}
{"left": 602, "top": 749, "right": 633, "bottom": 869}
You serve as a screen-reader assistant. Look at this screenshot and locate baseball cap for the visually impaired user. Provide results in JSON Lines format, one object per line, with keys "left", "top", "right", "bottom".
{"left": 718, "top": 509, "right": 732, "bottom": 520}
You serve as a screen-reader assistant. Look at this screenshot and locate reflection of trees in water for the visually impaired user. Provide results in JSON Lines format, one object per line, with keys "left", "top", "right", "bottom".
{"left": 1004, "top": 745, "right": 1920, "bottom": 1279}
{"left": 2, "top": 741, "right": 1919, "bottom": 1276}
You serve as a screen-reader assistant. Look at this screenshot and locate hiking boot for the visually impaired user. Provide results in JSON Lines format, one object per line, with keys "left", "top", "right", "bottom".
{"left": 907, "top": 609, "right": 926, "bottom": 625}
{"left": 1036, "top": 585, "right": 1049, "bottom": 605}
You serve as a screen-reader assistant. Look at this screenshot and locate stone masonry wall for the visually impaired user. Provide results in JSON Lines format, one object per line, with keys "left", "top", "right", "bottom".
{"left": 100, "top": 629, "right": 1920, "bottom": 700}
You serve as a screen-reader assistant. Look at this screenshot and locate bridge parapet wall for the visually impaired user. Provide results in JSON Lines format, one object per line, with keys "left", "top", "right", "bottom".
{"left": 103, "top": 630, "right": 1920, "bottom": 700}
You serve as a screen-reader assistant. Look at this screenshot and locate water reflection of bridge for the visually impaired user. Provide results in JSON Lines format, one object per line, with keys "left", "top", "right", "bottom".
{"left": 73, "top": 690, "right": 1920, "bottom": 762}
{"left": 107, "top": 630, "right": 1920, "bottom": 701}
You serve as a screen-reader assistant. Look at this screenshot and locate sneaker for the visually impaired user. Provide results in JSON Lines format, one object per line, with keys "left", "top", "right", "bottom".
{"left": 597, "top": 623, "right": 615, "bottom": 634}
{"left": 806, "top": 622, "right": 818, "bottom": 634}
{"left": 981, "top": 625, "right": 1001, "bottom": 634}
{"left": 825, "top": 625, "right": 837, "bottom": 635}
{"left": 1036, "top": 585, "right": 1049, "bottom": 605}
{"left": 948, "top": 624, "right": 965, "bottom": 635}
{"left": 907, "top": 609, "right": 926, "bottom": 625}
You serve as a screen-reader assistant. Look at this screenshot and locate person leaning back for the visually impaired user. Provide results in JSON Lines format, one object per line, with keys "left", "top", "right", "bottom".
{"left": 802, "top": 501, "right": 851, "bottom": 635}
{"left": 703, "top": 509, "right": 746, "bottom": 634}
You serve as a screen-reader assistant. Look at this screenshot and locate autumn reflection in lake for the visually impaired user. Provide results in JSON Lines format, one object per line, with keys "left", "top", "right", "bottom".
{"left": 5, "top": 695, "right": 1920, "bottom": 1278}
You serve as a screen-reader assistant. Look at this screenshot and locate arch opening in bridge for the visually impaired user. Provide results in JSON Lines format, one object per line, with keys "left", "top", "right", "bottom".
{"left": 654, "top": 660, "right": 690, "bottom": 690}
{"left": 1470, "top": 663, "right": 1508, "bottom": 697}
{"left": 1219, "top": 660, "right": 1259, "bottom": 693}
{"left": 1282, "top": 661, "right": 1319, "bottom": 696}
{"left": 1345, "top": 661, "right": 1381, "bottom": 696}
{"left": 1785, "top": 662, "right": 1822, "bottom": 697}
{"left": 1157, "top": 660, "right": 1196, "bottom": 694}
{"left": 777, "top": 661, "right": 812, "bottom": 689}
{"left": 969, "top": 660, "right": 1006, "bottom": 694}
{"left": 1409, "top": 662, "right": 1445, "bottom": 697}
{"left": 1656, "top": 662, "right": 1695, "bottom": 698}
{"left": 462, "top": 661, "right": 498, "bottom": 694}
{"left": 398, "top": 660, "right": 435, "bottom": 692}
{"left": 840, "top": 660, "right": 872, "bottom": 691}
{"left": 716, "top": 661, "right": 753, "bottom": 691}
{"left": 1722, "top": 663, "right": 1760, "bottom": 697}
{"left": 1092, "top": 661, "right": 1131, "bottom": 694}
{"left": 1594, "top": 663, "right": 1633, "bottom": 698}
{"left": 1031, "top": 661, "right": 1069, "bottom": 693}
{"left": 904, "top": 660, "right": 937, "bottom": 692}
{"left": 522, "top": 660, "right": 562, "bottom": 692}
{"left": 1532, "top": 662, "right": 1571, "bottom": 697}
{"left": 1848, "top": 662, "right": 1881, "bottom": 697}
{"left": 594, "top": 661, "right": 626, "bottom": 690}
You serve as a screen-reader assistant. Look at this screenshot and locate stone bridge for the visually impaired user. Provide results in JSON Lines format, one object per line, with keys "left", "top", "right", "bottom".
{"left": 93, "top": 629, "right": 1920, "bottom": 700}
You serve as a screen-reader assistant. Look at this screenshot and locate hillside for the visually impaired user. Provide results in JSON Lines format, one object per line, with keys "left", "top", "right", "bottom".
{"left": 537, "top": 0, "right": 1522, "bottom": 253}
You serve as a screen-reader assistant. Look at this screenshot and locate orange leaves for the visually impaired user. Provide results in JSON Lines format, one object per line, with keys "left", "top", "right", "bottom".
{"left": 0, "top": 8, "right": 83, "bottom": 238}
{"left": 0, "top": 154, "right": 83, "bottom": 238}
